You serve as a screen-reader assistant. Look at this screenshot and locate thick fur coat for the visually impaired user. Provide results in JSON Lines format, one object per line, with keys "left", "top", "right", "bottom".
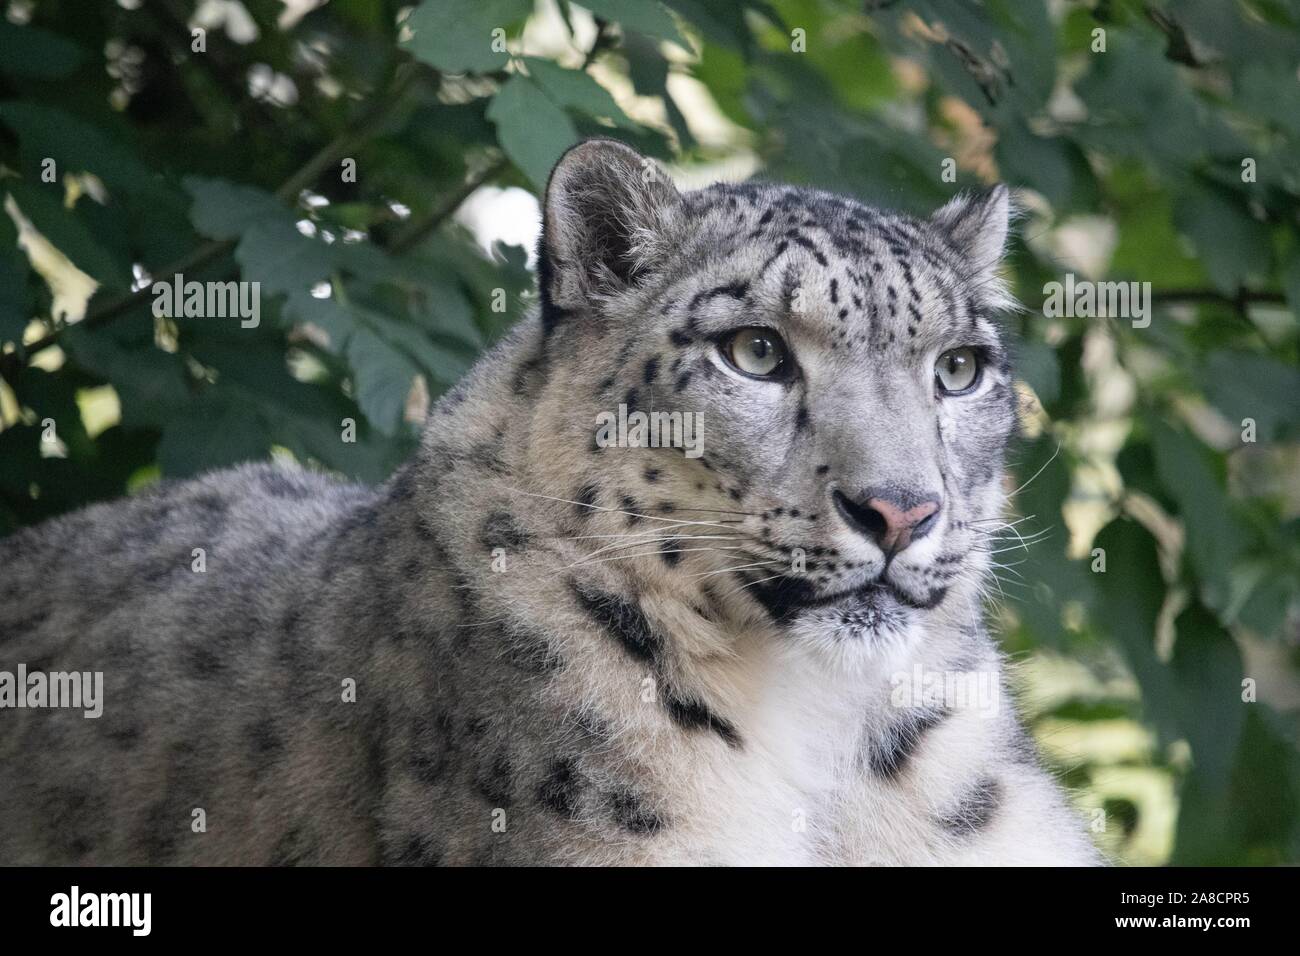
{"left": 0, "top": 140, "right": 1098, "bottom": 865}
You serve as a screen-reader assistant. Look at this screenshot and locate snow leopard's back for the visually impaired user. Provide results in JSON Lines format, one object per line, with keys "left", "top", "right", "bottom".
{"left": 0, "top": 464, "right": 390, "bottom": 864}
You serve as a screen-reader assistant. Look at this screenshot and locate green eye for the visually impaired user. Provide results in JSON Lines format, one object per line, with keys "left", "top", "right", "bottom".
{"left": 936, "top": 347, "right": 981, "bottom": 395}
{"left": 724, "top": 328, "right": 788, "bottom": 378}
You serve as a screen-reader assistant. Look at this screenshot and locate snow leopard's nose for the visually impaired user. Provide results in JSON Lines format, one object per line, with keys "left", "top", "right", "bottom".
{"left": 833, "top": 487, "right": 941, "bottom": 556}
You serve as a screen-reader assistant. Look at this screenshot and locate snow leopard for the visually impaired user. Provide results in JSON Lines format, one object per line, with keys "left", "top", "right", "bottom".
{"left": 0, "top": 139, "right": 1099, "bottom": 865}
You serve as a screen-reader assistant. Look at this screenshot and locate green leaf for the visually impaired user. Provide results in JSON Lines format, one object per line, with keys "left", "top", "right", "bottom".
{"left": 157, "top": 395, "right": 272, "bottom": 478}
{"left": 1170, "top": 602, "right": 1245, "bottom": 796}
{"left": 1150, "top": 419, "right": 1251, "bottom": 615}
{"left": 1173, "top": 706, "right": 1300, "bottom": 865}
{"left": 4, "top": 181, "right": 130, "bottom": 290}
{"left": 1283, "top": 248, "right": 1300, "bottom": 319}
{"left": 1015, "top": 339, "right": 1060, "bottom": 405}
{"left": 1092, "top": 516, "right": 1180, "bottom": 743}
{"left": 0, "top": 210, "right": 32, "bottom": 345}
{"left": 575, "top": 0, "right": 688, "bottom": 47}
{"left": 662, "top": 0, "right": 762, "bottom": 54}
{"left": 0, "top": 103, "right": 159, "bottom": 200}
{"left": 0, "top": 20, "right": 85, "bottom": 80}
{"left": 401, "top": 0, "right": 533, "bottom": 73}
{"left": 345, "top": 325, "right": 420, "bottom": 436}
{"left": 284, "top": 289, "right": 357, "bottom": 349}
{"left": 1173, "top": 182, "right": 1271, "bottom": 296}
{"left": 624, "top": 32, "right": 696, "bottom": 151}
{"left": 1201, "top": 350, "right": 1300, "bottom": 443}
{"left": 1008, "top": 436, "right": 1095, "bottom": 644}
{"left": 996, "top": 120, "right": 1097, "bottom": 213}
{"left": 61, "top": 320, "right": 191, "bottom": 431}
{"left": 183, "top": 176, "right": 292, "bottom": 241}
{"left": 235, "top": 220, "right": 336, "bottom": 298}
{"left": 523, "top": 58, "right": 638, "bottom": 128}
{"left": 486, "top": 75, "right": 580, "bottom": 190}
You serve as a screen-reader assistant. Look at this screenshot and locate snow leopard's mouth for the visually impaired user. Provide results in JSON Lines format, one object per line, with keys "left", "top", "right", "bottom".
{"left": 746, "top": 572, "right": 941, "bottom": 622}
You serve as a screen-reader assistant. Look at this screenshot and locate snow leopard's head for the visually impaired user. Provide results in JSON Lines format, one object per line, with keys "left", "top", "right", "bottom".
{"left": 537, "top": 139, "right": 1019, "bottom": 644}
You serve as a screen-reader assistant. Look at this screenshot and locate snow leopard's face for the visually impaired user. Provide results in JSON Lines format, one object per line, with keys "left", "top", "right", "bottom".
{"left": 540, "top": 140, "right": 1019, "bottom": 642}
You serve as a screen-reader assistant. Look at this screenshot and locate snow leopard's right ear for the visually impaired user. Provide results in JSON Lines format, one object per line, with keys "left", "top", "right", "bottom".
{"left": 539, "top": 138, "right": 682, "bottom": 326}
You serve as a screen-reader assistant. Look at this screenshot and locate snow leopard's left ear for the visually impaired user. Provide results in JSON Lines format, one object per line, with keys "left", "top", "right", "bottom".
{"left": 539, "top": 138, "right": 682, "bottom": 323}
{"left": 930, "top": 185, "right": 1013, "bottom": 276}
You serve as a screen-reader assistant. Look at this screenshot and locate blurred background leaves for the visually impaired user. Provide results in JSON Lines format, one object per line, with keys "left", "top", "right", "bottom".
{"left": 0, "top": 0, "right": 1297, "bottom": 864}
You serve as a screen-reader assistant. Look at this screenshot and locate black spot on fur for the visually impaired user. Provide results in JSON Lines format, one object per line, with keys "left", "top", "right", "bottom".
{"left": 867, "top": 707, "right": 948, "bottom": 779}
{"left": 106, "top": 722, "right": 142, "bottom": 750}
{"left": 138, "top": 799, "right": 178, "bottom": 864}
{"left": 609, "top": 789, "right": 665, "bottom": 834}
{"left": 409, "top": 743, "right": 447, "bottom": 787}
{"left": 895, "top": 585, "right": 949, "bottom": 611}
{"left": 247, "top": 718, "right": 284, "bottom": 773}
{"left": 187, "top": 643, "right": 224, "bottom": 679}
{"left": 512, "top": 356, "right": 544, "bottom": 396}
{"left": 389, "top": 832, "right": 444, "bottom": 866}
{"left": 538, "top": 757, "right": 585, "bottom": 818}
{"left": 659, "top": 536, "right": 682, "bottom": 567}
{"left": 500, "top": 622, "right": 564, "bottom": 674}
{"left": 480, "top": 511, "right": 532, "bottom": 551}
{"left": 569, "top": 579, "right": 662, "bottom": 664}
{"left": 643, "top": 356, "right": 660, "bottom": 384}
{"left": 939, "top": 775, "right": 1003, "bottom": 835}
{"left": 748, "top": 573, "right": 819, "bottom": 622}
{"left": 261, "top": 470, "right": 309, "bottom": 500}
{"left": 619, "top": 494, "right": 644, "bottom": 524}
{"left": 661, "top": 686, "right": 742, "bottom": 748}
{"left": 475, "top": 752, "right": 515, "bottom": 808}
{"left": 574, "top": 482, "right": 599, "bottom": 517}
{"left": 270, "top": 825, "right": 321, "bottom": 866}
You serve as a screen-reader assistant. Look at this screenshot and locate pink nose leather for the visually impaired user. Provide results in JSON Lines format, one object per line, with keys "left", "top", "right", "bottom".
{"left": 866, "top": 497, "right": 939, "bottom": 554}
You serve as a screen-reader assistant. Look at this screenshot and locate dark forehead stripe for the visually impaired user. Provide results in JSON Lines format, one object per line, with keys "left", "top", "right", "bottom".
{"left": 689, "top": 281, "right": 750, "bottom": 310}
{"left": 865, "top": 706, "right": 949, "bottom": 779}
{"left": 783, "top": 228, "right": 828, "bottom": 266}
{"left": 938, "top": 775, "right": 1003, "bottom": 836}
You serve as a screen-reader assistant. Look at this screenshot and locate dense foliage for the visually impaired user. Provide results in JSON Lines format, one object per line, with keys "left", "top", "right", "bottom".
{"left": 1, "top": 0, "right": 1297, "bottom": 864}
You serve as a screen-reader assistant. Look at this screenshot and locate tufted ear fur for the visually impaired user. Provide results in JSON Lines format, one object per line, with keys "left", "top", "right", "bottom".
{"left": 930, "top": 185, "right": 1016, "bottom": 309}
{"left": 538, "top": 139, "right": 682, "bottom": 326}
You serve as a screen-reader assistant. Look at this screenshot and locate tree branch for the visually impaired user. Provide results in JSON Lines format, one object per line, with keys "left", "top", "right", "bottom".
{"left": 387, "top": 156, "right": 510, "bottom": 255}
{"left": 19, "top": 64, "right": 424, "bottom": 360}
